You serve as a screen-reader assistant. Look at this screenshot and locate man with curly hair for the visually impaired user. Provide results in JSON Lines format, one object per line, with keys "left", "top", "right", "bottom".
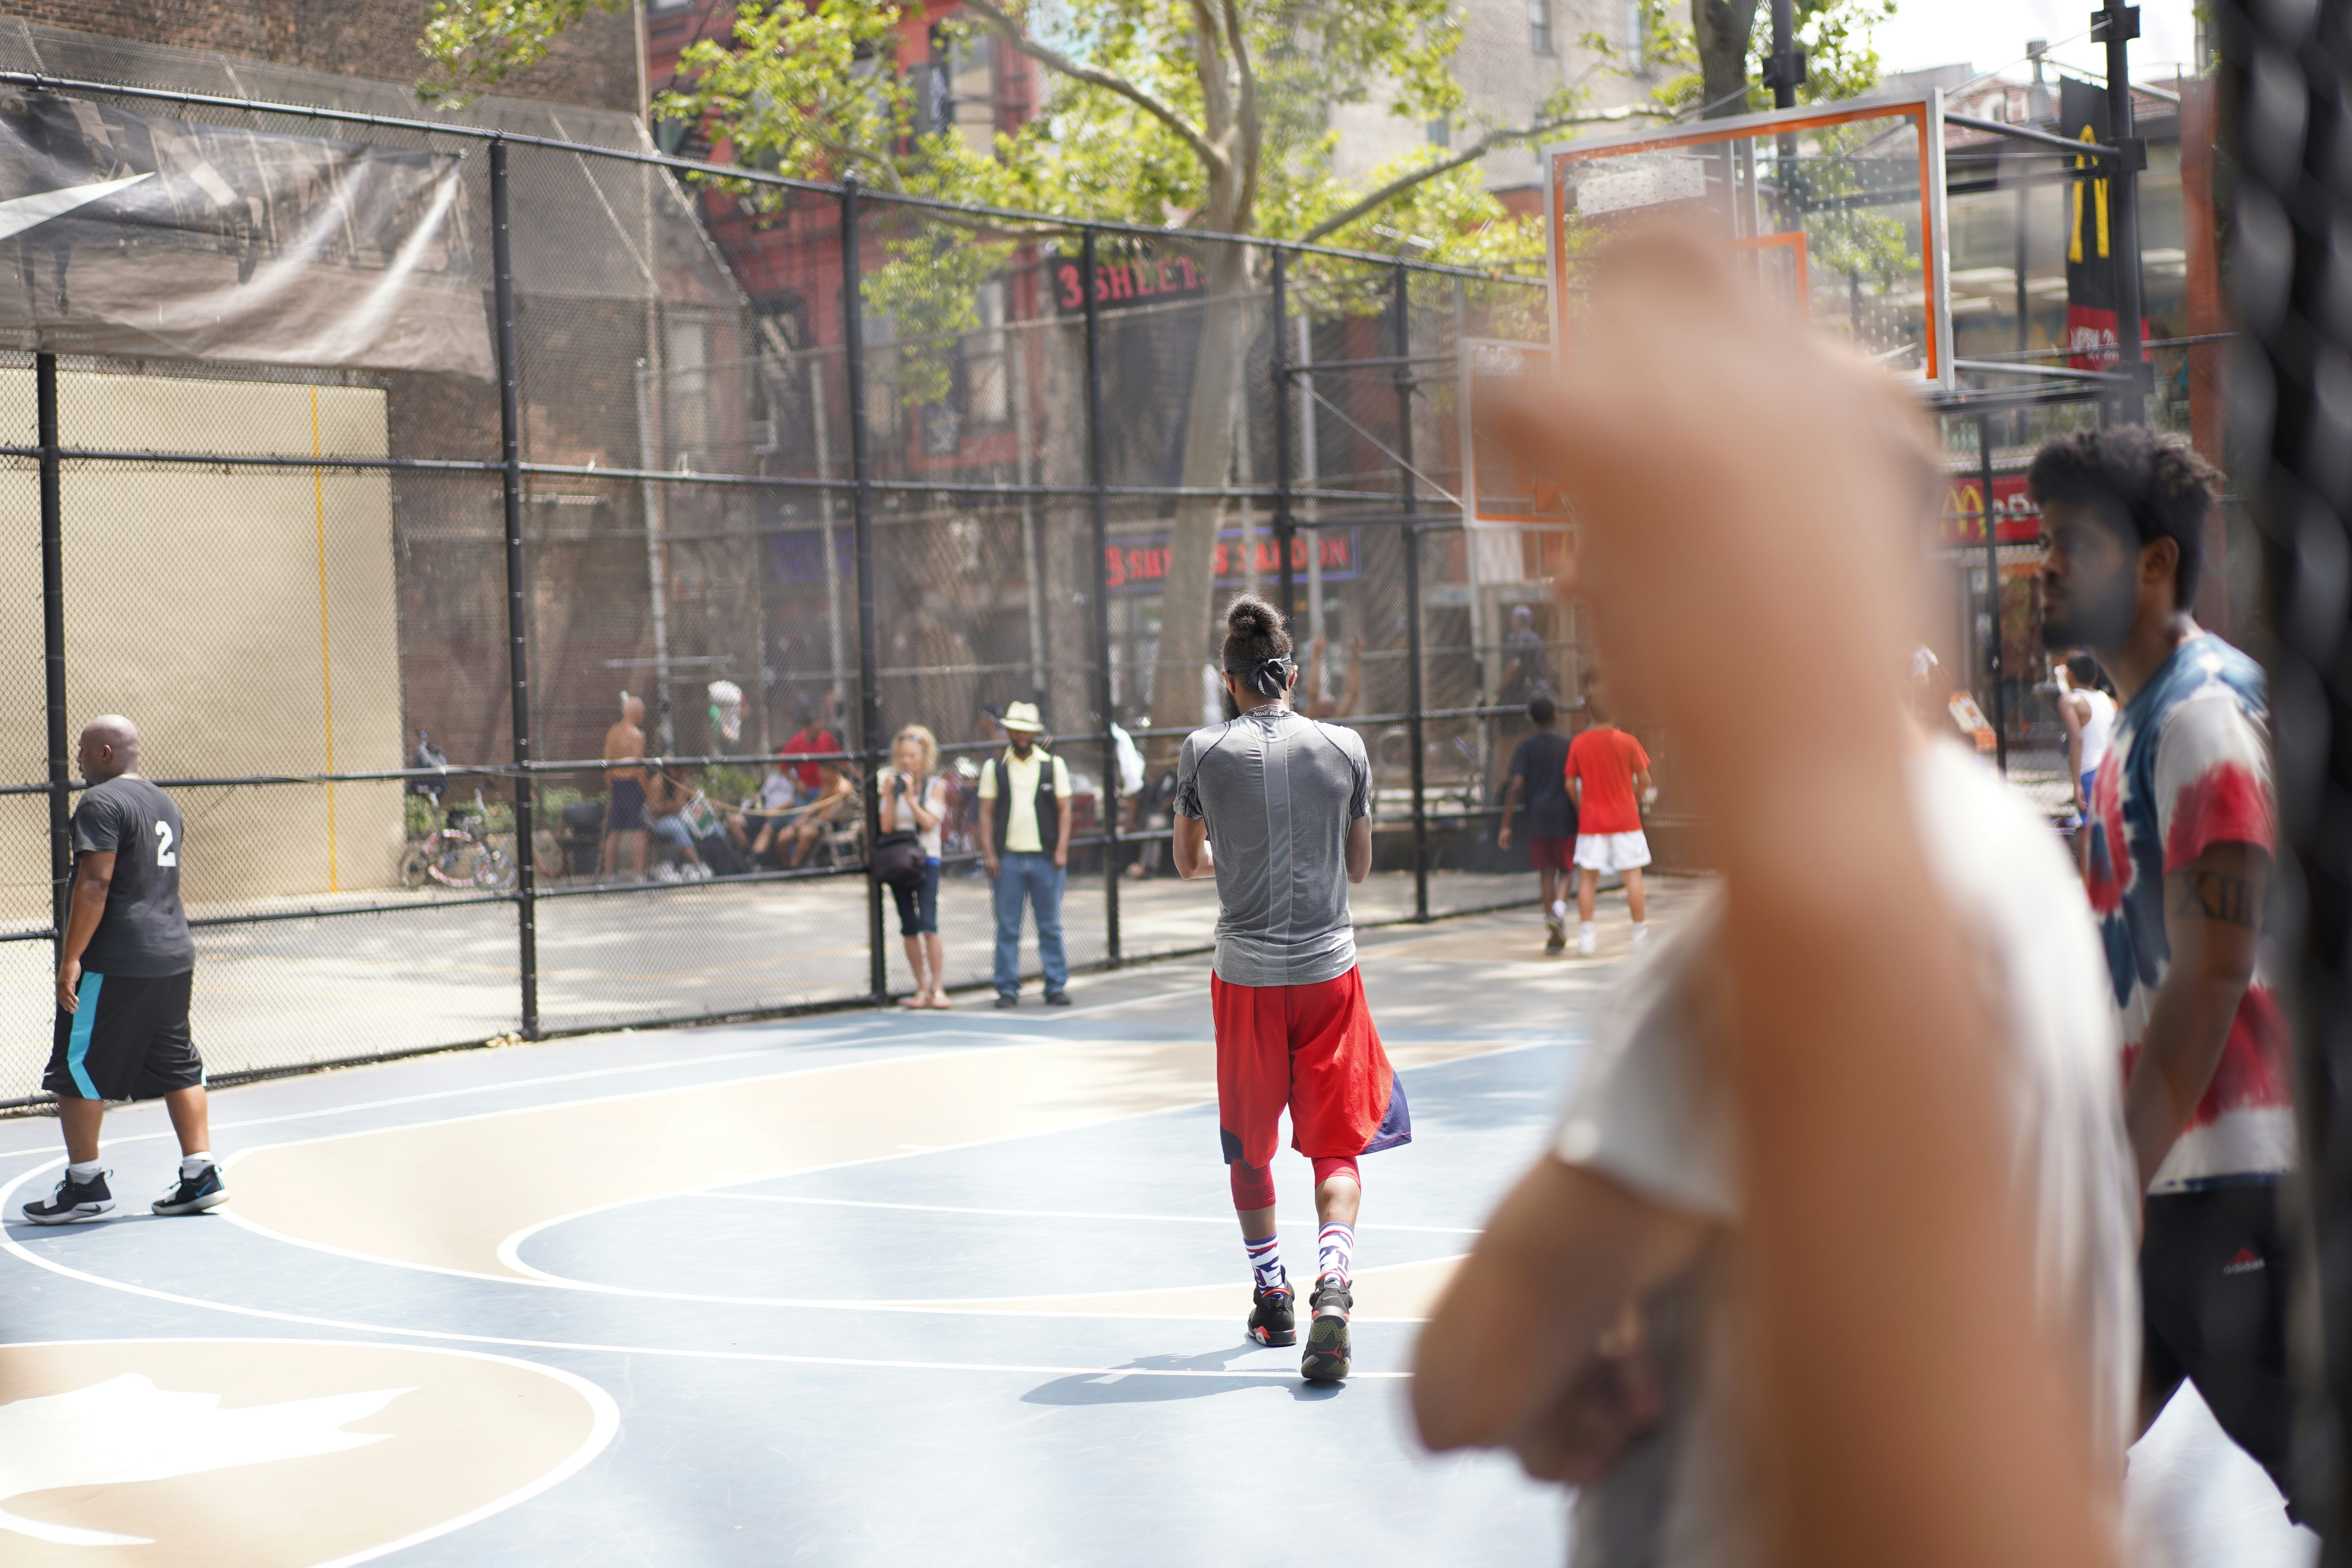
{"left": 1175, "top": 593, "right": 1409, "bottom": 1383}
{"left": 2035, "top": 426, "right": 2311, "bottom": 1530}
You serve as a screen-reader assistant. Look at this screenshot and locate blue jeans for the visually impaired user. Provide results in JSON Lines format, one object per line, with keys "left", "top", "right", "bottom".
{"left": 992, "top": 850, "right": 1067, "bottom": 996}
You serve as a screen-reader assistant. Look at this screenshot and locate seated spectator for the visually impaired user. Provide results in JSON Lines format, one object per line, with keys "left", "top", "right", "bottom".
{"left": 644, "top": 765, "right": 711, "bottom": 881}
{"left": 775, "top": 762, "right": 854, "bottom": 869}
{"left": 726, "top": 764, "right": 800, "bottom": 864}
{"left": 781, "top": 699, "right": 844, "bottom": 795}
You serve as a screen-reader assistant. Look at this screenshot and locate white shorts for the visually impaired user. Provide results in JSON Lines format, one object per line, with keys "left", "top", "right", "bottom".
{"left": 1573, "top": 830, "right": 1651, "bottom": 873}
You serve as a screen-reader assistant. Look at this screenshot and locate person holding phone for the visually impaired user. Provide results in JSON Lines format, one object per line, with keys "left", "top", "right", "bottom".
{"left": 885, "top": 725, "right": 951, "bottom": 1009}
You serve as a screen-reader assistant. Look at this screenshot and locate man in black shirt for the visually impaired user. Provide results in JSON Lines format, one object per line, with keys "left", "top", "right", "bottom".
{"left": 23, "top": 715, "right": 225, "bottom": 1223}
{"left": 1496, "top": 695, "right": 1577, "bottom": 954}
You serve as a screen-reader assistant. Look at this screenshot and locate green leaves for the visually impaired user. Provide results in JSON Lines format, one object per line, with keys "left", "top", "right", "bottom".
{"left": 419, "top": 0, "right": 630, "bottom": 102}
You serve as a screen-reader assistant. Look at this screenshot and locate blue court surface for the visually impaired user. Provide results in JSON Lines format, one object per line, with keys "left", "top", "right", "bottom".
{"left": 0, "top": 890, "right": 2317, "bottom": 1566}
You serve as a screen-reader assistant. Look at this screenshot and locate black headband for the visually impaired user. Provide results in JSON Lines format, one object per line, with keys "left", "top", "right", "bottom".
{"left": 1223, "top": 654, "right": 1296, "bottom": 700}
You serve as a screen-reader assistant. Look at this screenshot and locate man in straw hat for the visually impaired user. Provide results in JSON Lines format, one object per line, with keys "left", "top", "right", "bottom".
{"left": 976, "top": 700, "right": 1073, "bottom": 1007}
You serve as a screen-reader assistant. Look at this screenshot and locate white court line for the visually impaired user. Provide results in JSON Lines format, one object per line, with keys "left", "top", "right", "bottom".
{"left": 0, "top": 973, "right": 1205, "bottom": 1162}
{"left": 0, "top": 1160, "right": 1394, "bottom": 1376}
{"left": 7, "top": 1034, "right": 1564, "bottom": 1339}
{"left": 0, "top": 1337, "right": 621, "bottom": 1568}
{"left": 698, "top": 1191, "right": 1481, "bottom": 1234}
{"left": 485, "top": 1034, "right": 1564, "bottom": 1294}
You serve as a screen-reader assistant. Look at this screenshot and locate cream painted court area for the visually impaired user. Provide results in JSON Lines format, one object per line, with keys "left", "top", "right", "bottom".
{"left": 0, "top": 892, "right": 2314, "bottom": 1567}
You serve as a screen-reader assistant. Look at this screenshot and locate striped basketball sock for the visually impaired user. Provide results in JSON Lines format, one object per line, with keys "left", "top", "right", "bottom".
{"left": 1245, "top": 1233, "right": 1286, "bottom": 1293}
{"left": 1317, "top": 1221, "right": 1356, "bottom": 1286}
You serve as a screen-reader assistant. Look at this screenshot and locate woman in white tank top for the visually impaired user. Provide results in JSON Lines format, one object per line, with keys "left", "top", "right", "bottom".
{"left": 2057, "top": 655, "right": 2118, "bottom": 818}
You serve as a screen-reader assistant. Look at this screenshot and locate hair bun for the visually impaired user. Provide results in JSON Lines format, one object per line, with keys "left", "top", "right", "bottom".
{"left": 1227, "top": 598, "right": 1274, "bottom": 636}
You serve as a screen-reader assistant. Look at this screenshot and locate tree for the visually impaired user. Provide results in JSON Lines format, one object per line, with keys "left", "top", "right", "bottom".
{"left": 1639, "top": 0, "right": 1895, "bottom": 119}
{"left": 420, "top": 0, "right": 1671, "bottom": 745}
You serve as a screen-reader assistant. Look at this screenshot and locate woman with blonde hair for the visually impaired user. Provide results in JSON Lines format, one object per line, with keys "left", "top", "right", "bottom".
{"left": 884, "top": 724, "right": 953, "bottom": 1007}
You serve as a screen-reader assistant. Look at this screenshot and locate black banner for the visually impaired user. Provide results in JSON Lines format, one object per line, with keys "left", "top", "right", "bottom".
{"left": 0, "top": 91, "right": 492, "bottom": 376}
{"left": 2058, "top": 76, "right": 2146, "bottom": 368}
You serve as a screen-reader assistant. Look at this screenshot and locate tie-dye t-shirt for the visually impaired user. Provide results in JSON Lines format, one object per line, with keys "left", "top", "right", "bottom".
{"left": 2083, "top": 632, "right": 2292, "bottom": 1191}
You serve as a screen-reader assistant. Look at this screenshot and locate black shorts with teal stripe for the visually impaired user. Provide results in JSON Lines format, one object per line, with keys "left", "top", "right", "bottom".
{"left": 45, "top": 970, "right": 202, "bottom": 1101}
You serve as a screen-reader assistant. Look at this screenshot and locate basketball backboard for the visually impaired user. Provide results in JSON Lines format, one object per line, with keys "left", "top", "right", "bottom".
{"left": 1542, "top": 91, "right": 1953, "bottom": 390}
{"left": 1458, "top": 338, "right": 1573, "bottom": 530}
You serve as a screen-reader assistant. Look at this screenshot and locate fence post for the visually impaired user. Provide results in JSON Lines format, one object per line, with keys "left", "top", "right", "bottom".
{"left": 1978, "top": 413, "right": 2005, "bottom": 775}
{"left": 1080, "top": 227, "right": 1122, "bottom": 965}
{"left": 490, "top": 141, "right": 539, "bottom": 1038}
{"left": 37, "top": 352, "right": 66, "bottom": 960}
{"left": 840, "top": 174, "right": 888, "bottom": 1003}
{"left": 1393, "top": 263, "right": 1428, "bottom": 922}
{"left": 1270, "top": 248, "right": 1296, "bottom": 627}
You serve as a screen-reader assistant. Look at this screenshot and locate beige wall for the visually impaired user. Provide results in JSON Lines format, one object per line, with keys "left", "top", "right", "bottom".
{"left": 0, "top": 370, "right": 404, "bottom": 917}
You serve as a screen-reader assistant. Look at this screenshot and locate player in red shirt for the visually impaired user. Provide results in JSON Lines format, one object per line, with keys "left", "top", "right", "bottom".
{"left": 1564, "top": 668, "right": 1655, "bottom": 956}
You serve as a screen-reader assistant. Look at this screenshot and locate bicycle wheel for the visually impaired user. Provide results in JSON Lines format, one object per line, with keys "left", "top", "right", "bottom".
{"left": 474, "top": 841, "right": 517, "bottom": 891}
{"left": 422, "top": 831, "right": 481, "bottom": 887}
{"left": 398, "top": 845, "right": 432, "bottom": 890}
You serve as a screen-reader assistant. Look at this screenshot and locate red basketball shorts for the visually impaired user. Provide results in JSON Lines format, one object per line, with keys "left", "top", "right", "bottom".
{"left": 1212, "top": 965, "right": 1411, "bottom": 1170}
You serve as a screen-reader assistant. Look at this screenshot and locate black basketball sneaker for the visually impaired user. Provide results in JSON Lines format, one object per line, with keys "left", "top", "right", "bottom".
{"left": 1246, "top": 1281, "right": 1297, "bottom": 1347}
{"left": 22, "top": 1167, "right": 115, "bottom": 1225}
{"left": 1302, "top": 1276, "right": 1353, "bottom": 1382}
{"left": 153, "top": 1162, "right": 229, "bottom": 1216}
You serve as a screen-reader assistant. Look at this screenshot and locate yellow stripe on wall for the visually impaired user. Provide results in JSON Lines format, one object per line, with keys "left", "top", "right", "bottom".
{"left": 312, "top": 386, "right": 338, "bottom": 892}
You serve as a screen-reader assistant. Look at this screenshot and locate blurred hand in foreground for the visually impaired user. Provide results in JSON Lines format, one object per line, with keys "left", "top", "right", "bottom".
{"left": 1486, "top": 229, "right": 2114, "bottom": 1568}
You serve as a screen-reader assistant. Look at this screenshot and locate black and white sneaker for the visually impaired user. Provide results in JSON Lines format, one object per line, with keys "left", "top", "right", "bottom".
{"left": 153, "top": 1163, "right": 229, "bottom": 1216}
{"left": 22, "top": 1169, "right": 115, "bottom": 1225}
{"left": 1301, "top": 1275, "right": 1353, "bottom": 1382}
{"left": 1246, "top": 1281, "right": 1297, "bottom": 1347}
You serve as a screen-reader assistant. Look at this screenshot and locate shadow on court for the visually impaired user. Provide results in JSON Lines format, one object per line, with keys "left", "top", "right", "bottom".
{"left": 1022, "top": 1344, "right": 1346, "bottom": 1405}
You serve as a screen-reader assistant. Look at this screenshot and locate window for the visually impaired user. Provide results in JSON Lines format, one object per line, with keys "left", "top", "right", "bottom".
{"left": 922, "top": 25, "right": 998, "bottom": 157}
{"left": 966, "top": 280, "right": 1010, "bottom": 427}
{"left": 1530, "top": 0, "right": 1553, "bottom": 55}
{"left": 1426, "top": 116, "right": 1450, "bottom": 149}
{"left": 1626, "top": 1, "right": 1643, "bottom": 67}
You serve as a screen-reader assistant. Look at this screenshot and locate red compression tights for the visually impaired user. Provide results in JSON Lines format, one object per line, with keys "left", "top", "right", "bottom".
{"left": 1229, "top": 1159, "right": 1276, "bottom": 1211}
{"left": 1230, "top": 1155, "right": 1362, "bottom": 1212}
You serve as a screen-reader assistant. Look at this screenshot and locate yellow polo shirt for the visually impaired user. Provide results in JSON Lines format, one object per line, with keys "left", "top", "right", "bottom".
{"left": 978, "top": 748, "right": 1071, "bottom": 854}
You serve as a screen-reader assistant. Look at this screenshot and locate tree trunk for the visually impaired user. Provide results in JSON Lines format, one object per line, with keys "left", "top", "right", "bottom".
{"left": 1692, "top": 0, "right": 1759, "bottom": 119}
{"left": 1144, "top": 241, "right": 1252, "bottom": 765}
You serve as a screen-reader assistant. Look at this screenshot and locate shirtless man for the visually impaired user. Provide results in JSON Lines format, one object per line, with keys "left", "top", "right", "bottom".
{"left": 602, "top": 693, "right": 650, "bottom": 881}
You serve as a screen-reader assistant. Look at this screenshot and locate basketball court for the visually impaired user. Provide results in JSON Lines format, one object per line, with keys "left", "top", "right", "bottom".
{"left": 0, "top": 884, "right": 2310, "bottom": 1567}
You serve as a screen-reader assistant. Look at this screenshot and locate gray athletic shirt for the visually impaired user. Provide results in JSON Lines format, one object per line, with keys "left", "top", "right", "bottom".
{"left": 1173, "top": 705, "right": 1371, "bottom": 986}
{"left": 72, "top": 774, "right": 195, "bottom": 977}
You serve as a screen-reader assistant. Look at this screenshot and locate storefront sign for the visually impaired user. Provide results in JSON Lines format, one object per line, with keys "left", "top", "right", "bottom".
{"left": 1941, "top": 472, "right": 2041, "bottom": 546}
{"left": 1051, "top": 250, "right": 1206, "bottom": 314}
{"left": 1104, "top": 529, "right": 1357, "bottom": 593}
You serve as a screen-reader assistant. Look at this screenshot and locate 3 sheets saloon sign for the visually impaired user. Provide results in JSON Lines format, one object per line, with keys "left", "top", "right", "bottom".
{"left": 1050, "top": 248, "right": 1207, "bottom": 314}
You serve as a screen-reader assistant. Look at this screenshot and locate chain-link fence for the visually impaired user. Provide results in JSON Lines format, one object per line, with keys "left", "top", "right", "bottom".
{"left": 0, "top": 60, "right": 1596, "bottom": 1107}
{"left": 0, "top": 52, "right": 2226, "bottom": 1109}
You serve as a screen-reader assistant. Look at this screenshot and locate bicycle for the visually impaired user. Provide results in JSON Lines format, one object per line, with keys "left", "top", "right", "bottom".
{"left": 399, "top": 789, "right": 517, "bottom": 891}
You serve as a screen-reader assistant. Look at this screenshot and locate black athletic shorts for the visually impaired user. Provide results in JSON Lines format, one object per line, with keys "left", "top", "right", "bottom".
{"left": 44, "top": 970, "right": 202, "bottom": 1102}
{"left": 2142, "top": 1180, "right": 2312, "bottom": 1525}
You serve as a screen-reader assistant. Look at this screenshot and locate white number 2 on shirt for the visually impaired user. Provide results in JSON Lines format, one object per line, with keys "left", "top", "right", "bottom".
{"left": 153, "top": 820, "right": 177, "bottom": 867}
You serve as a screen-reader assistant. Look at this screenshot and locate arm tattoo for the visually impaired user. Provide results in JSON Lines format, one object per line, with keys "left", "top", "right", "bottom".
{"left": 2172, "top": 870, "right": 2259, "bottom": 928}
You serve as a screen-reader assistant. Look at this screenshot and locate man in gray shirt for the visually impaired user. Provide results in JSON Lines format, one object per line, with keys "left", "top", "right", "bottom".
{"left": 1174, "top": 595, "right": 1411, "bottom": 1383}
